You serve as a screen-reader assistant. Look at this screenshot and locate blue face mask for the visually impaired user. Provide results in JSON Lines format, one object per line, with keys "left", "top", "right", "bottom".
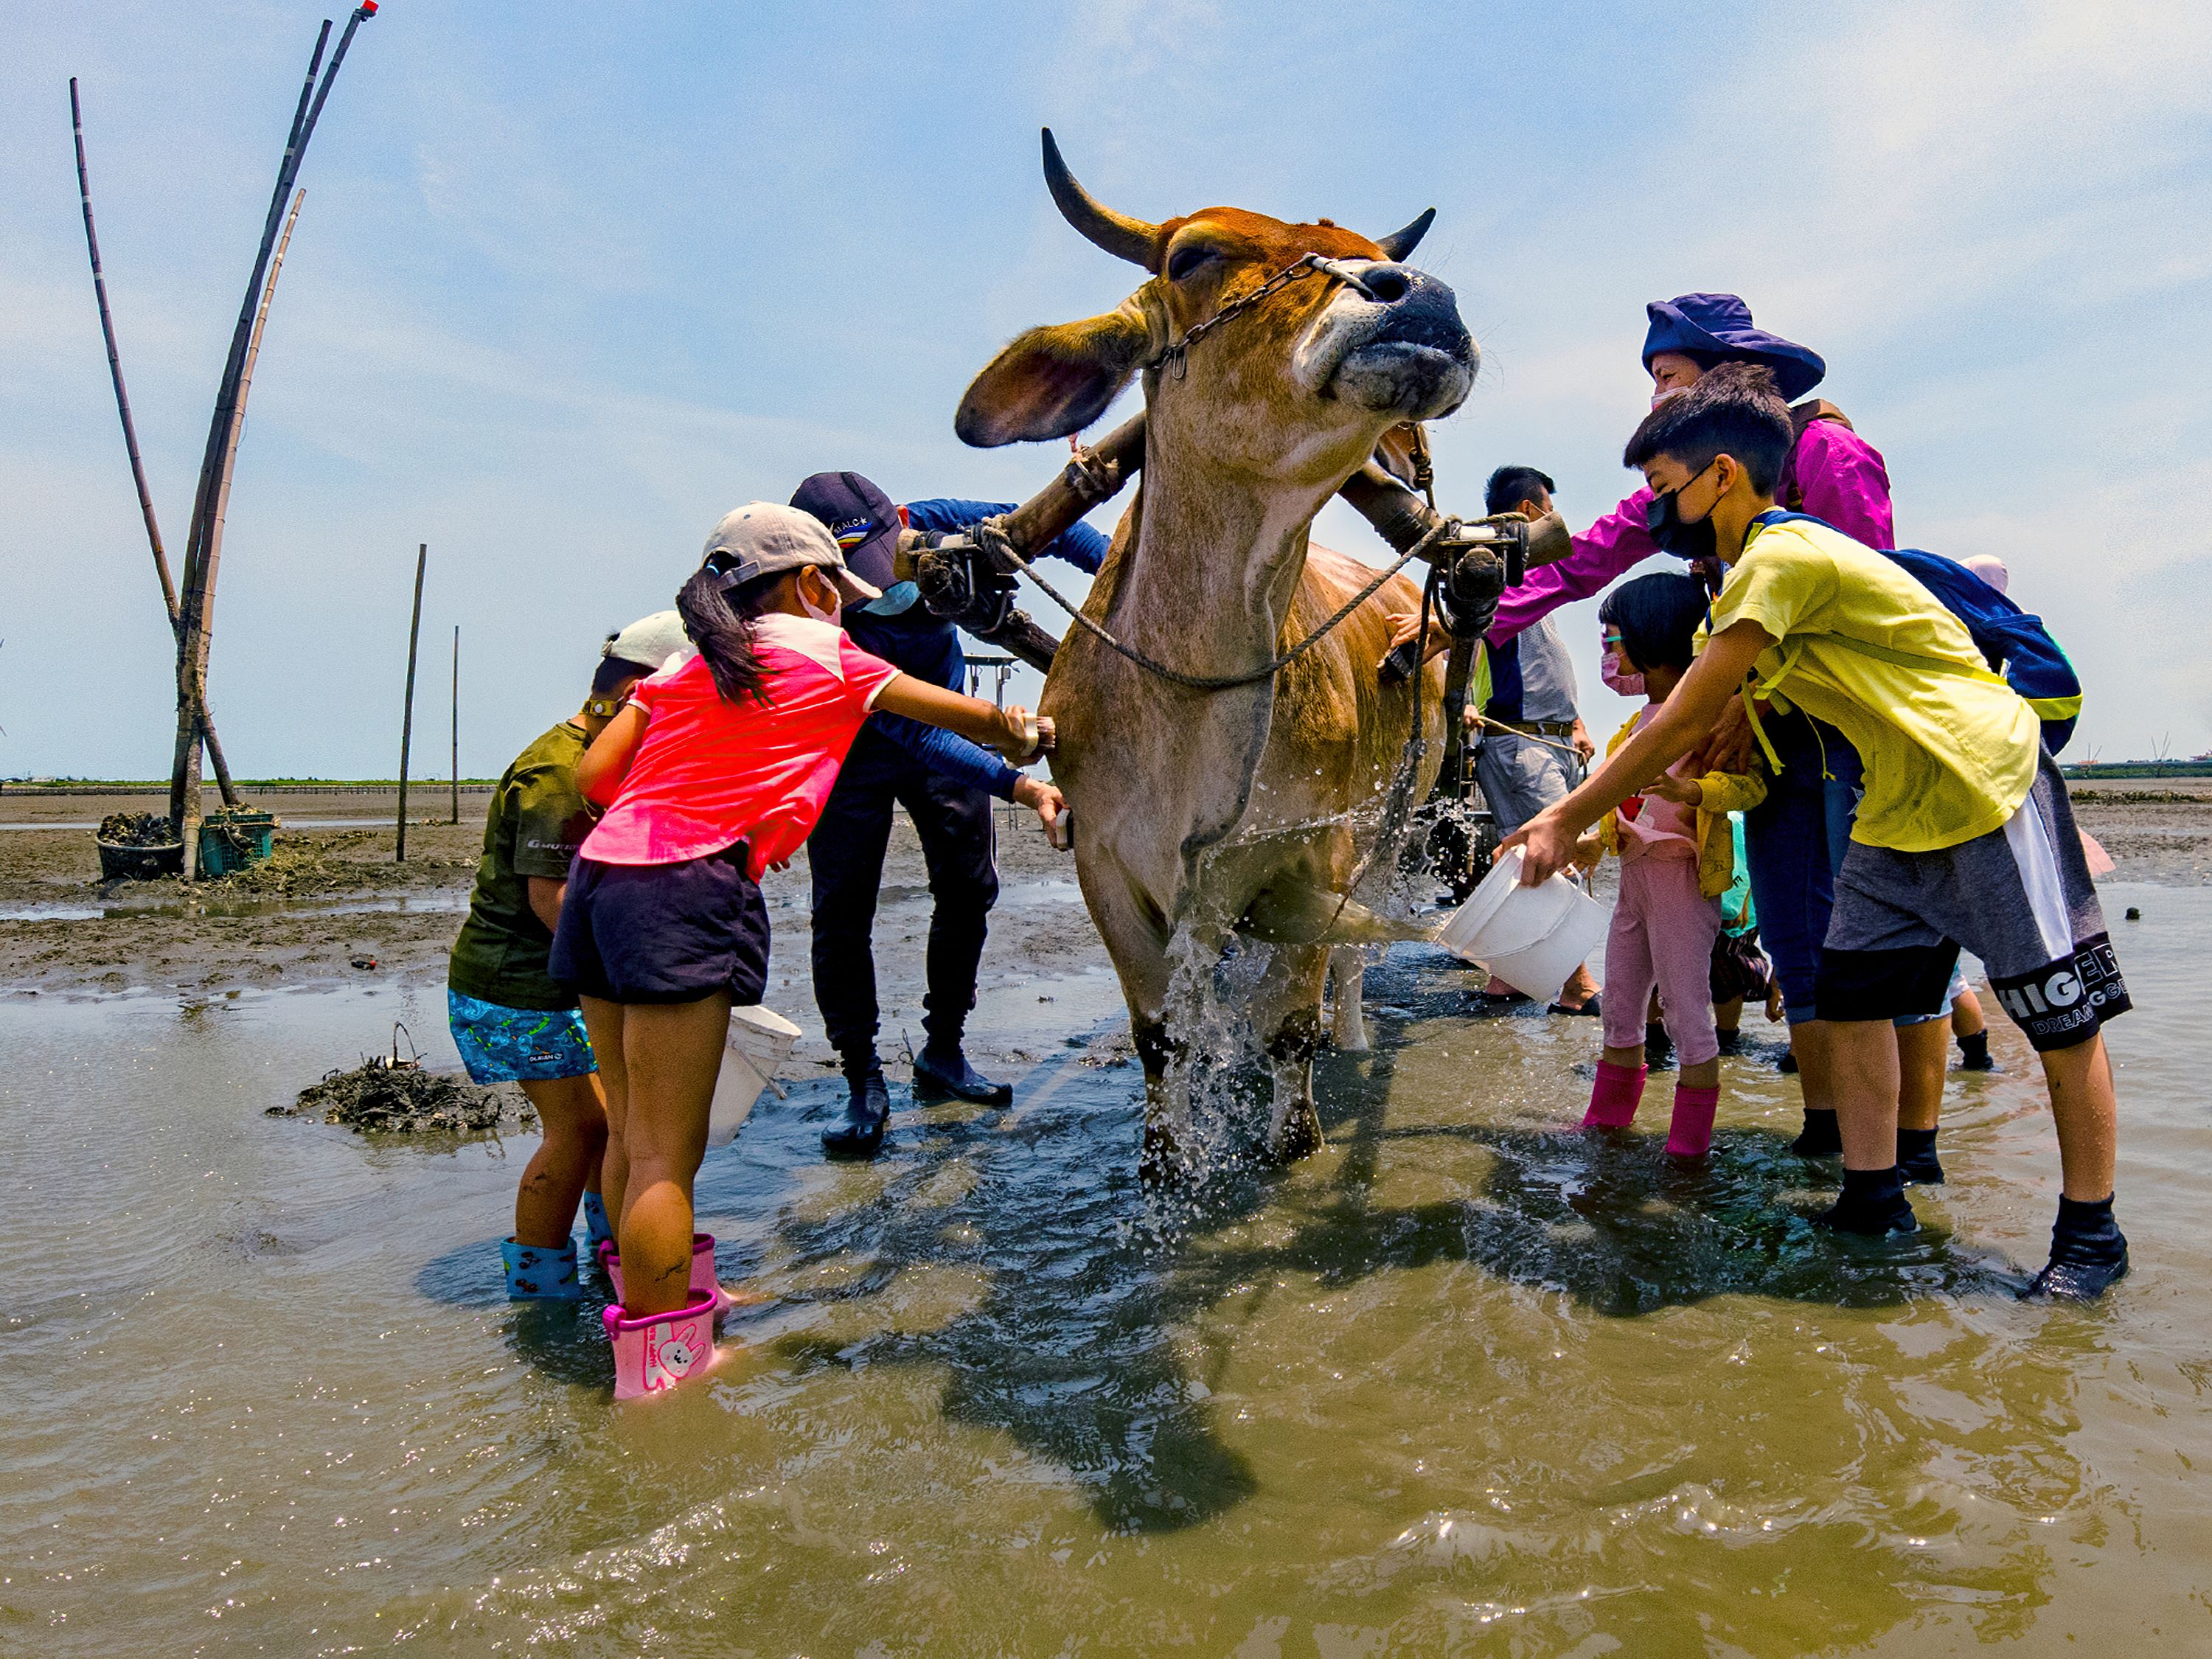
{"left": 860, "top": 580, "right": 922, "bottom": 617}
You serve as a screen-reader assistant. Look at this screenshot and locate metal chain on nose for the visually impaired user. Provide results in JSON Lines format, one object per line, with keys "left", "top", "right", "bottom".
{"left": 1151, "top": 251, "right": 1378, "bottom": 379}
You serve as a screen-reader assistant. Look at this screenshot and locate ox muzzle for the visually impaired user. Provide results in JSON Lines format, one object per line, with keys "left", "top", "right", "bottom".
{"left": 1293, "top": 260, "right": 1475, "bottom": 422}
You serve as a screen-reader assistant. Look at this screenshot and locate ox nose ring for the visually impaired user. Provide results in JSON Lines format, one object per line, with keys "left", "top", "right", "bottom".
{"left": 1360, "top": 265, "right": 1413, "bottom": 303}
{"left": 1310, "top": 257, "right": 1382, "bottom": 300}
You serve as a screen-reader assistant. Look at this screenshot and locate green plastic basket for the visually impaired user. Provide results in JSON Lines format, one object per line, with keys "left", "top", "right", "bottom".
{"left": 198, "top": 809, "right": 276, "bottom": 877}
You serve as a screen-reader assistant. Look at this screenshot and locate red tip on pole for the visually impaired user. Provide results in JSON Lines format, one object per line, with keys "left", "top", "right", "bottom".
{"left": 361, "top": 1, "right": 378, "bottom": 13}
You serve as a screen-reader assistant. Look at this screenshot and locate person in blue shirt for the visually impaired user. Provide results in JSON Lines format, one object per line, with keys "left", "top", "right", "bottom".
{"left": 790, "top": 472, "right": 1105, "bottom": 1157}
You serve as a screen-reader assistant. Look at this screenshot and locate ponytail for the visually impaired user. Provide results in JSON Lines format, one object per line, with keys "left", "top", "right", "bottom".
{"left": 675, "top": 564, "right": 782, "bottom": 706}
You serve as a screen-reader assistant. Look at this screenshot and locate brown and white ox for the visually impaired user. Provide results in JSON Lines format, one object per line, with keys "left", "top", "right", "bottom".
{"left": 956, "top": 133, "right": 1476, "bottom": 1170}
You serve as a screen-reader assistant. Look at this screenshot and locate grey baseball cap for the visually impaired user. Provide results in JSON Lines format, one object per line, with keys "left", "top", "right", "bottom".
{"left": 602, "top": 610, "right": 695, "bottom": 675}
{"left": 700, "top": 501, "right": 882, "bottom": 605}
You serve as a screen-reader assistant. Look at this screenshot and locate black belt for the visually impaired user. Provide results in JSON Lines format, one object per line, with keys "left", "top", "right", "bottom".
{"left": 1487, "top": 718, "right": 1576, "bottom": 738}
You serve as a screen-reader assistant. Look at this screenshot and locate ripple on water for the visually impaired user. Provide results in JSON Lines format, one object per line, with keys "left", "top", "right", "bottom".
{"left": 4, "top": 885, "right": 2211, "bottom": 1653}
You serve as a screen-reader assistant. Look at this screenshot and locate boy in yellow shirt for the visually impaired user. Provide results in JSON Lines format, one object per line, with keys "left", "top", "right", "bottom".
{"left": 1505, "top": 364, "right": 2129, "bottom": 1298}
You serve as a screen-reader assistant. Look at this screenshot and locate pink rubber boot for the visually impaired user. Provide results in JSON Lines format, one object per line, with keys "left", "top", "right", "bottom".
{"left": 602, "top": 1291, "right": 720, "bottom": 1399}
{"left": 599, "top": 1234, "right": 726, "bottom": 1310}
{"left": 597, "top": 1237, "right": 622, "bottom": 1300}
{"left": 1666, "top": 1085, "right": 1720, "bottom": 1157}
{"left": 1583, "top": 1060, "right": 1646, "bottom": 1129}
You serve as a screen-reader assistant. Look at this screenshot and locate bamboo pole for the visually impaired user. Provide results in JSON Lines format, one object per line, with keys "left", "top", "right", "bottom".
{"left": 71, "top": 77, "right": 237, "bottom": 800}
{"left": 450, "top": 625, "right": 459, "bottom": 825}
{"left": 170, "top": 4, "right": 377, "bottom": 829}
{"left": 184, "top": 184, "right": 305, "bottom": 813}
{"left": 397, "top": 544, "right": 426, "bottom": 862}
{"left": 170, "top": 21, "right": 328, "bottom": 832}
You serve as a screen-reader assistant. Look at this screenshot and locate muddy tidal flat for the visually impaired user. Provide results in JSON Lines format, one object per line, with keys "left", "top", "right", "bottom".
{"left": 3, "top": 783, "right": 2210, "bottom": 1654}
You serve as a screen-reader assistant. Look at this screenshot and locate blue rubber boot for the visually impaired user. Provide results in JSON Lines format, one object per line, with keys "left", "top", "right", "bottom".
{"left": 581, "top": 1191, "right": 614, "bottom": 1256}
{"left": 502, "top": 1237, "right": 581, "bottom": 1300}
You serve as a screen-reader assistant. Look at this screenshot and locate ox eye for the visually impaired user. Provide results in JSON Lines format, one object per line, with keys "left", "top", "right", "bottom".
{"left": 1166, "top": 245, "right": 1218, "bottom": 282}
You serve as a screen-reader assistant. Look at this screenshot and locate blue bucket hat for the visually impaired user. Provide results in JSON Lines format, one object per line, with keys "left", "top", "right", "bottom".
{"left": 1641, "top": 293, "right": 1826, "bottom": 403}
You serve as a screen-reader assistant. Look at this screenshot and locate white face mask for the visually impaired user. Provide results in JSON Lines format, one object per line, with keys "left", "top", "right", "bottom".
{"left": 798, "top": 571, "right": 841, "bottom": 624}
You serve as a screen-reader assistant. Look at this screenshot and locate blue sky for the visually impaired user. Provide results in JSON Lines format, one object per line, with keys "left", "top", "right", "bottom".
{"left": 7, "top": 1, "right": 2211, "bottom": 779}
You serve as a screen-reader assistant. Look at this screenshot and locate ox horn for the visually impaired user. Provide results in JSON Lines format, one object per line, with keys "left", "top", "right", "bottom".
{"left": 1375, "top": 207, "right": 1436, "bottom": 262}
{"left": 1041, "top": 128, "right": 1159, "bottom": 269}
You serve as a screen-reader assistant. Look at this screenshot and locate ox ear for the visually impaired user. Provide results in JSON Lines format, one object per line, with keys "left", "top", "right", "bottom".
{"left": 956, "top": 286, "right": 1168, "bottom": 448}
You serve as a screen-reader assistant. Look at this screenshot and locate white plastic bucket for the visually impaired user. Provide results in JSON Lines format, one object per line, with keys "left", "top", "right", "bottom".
{"left": 1436, "top": 846, "right": 1610, "bottom": 995}
{"left": 707, "top": 1004, "right": 802, "bottom": 1148}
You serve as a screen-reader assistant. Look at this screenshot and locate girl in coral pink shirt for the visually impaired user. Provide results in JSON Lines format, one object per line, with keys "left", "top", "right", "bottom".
{"left": 552, "top": 503, "right": 1049, "bottom": 1397}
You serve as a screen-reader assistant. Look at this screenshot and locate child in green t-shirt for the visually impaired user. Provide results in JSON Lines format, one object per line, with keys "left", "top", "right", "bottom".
{"left": 448, "top": 613, "right": 691, "bottom": 1299}
{"left": 1504, "top": 364, "right": 2129, "bottom": 1299}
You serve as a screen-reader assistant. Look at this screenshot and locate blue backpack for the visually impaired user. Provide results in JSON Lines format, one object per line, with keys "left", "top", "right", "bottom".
{"left": 1756, "top": 511, "right": 2081, "bottom": 753}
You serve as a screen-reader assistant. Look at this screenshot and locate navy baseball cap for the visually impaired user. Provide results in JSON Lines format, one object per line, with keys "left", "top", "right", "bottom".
{"left": 789, "top": 471, "right": 901, "bottom": 592}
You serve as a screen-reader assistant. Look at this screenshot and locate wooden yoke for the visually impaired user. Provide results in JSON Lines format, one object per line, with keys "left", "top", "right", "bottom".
{"left": 937, "top": 412, "right": 1548, "bottom": 674}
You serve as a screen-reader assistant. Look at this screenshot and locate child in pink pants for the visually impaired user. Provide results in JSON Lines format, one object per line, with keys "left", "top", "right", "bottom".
{"left": 1577, "top": 574, "right": 1766, "bottom": 1155}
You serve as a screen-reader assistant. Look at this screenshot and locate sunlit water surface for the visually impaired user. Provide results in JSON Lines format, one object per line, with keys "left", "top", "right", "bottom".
{"left": 4, "top": 882, "right": 2208, "bottom": 1655}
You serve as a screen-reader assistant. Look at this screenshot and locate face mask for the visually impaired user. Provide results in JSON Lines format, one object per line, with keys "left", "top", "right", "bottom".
{"left": 798, "top": 571, "right": 841, "bottom": 625}
{"left": 1599, "top": 652, "right": 1645, "bottom": 698}
{"left": 860, "top": 580, "right": 922, "bottom": 617}
{"left": 1644, "top": 460, "right": 1719, "bottom": 562}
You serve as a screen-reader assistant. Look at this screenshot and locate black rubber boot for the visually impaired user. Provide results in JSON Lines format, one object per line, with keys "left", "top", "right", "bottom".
{"left": 821, "top": 1066, "right": 891, "bottom": 1159}
{"left": 1644, "top": 1021, "right": 1675, "bottom": 1071}
{"left": 1715, "top": 1029, "right": 1744, "bottom": 1057}
{"left": 1896, "top": 1127, "right": 1945, "bottom": 1185}
{"left": 1957, "top": 1030, "right": 1996, "bottom": 1071}
{"left": 1814, "top": 1166, "right": 1919, "bottom": 1236}
{"left": 2022, "top": 1196, "right": 2129, "bottom": 1300}
{"left": 912, "top": 1046, "right": 1012, "bottom": 1107}
{"left": 1791, "top": 1107, "right": 1843, "bottom": 1158}
{"left": 1778, "top": 1049, "right": 1800, "bottom": 1075}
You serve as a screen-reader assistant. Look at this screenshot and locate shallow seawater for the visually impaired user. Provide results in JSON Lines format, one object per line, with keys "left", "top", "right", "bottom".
{"left": 4, "top": 883, "right": 2208, "bottom": 1655}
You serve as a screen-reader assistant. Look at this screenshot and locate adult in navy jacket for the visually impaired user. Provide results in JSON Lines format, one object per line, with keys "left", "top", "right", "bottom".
{"left": 791, "top": 472, "right": 1107, "bottom": 1157}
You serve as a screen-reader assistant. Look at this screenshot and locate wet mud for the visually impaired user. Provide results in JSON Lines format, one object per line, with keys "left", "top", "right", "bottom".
{"left": 1, "top": 789, "right": 1089, "bottom": 1012}
{"left": 271, "top": 1057, "right": 532, "bottom": 1135}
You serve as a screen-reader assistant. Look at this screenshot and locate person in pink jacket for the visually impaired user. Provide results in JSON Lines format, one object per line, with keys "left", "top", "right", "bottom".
{"left": 1488, "top": 293, "right": 1893, "bottom": 644}
{"left": 1475, "top": 296, "right": 1919, "bottom": 1169}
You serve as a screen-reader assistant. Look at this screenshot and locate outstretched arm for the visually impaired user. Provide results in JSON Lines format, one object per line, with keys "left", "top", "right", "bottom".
{"left": 873, "top": 673, "right": 1053, "bottom": 762}
{"left": 1487, "top": 488, "right": 1662, "bottom": 645}
{"left": 1501, "top": 619, "right": 1773, "bottom": 883}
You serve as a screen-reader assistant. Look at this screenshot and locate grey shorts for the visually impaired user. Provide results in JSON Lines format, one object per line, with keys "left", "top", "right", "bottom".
{"left": 1475, "top": 731, "right": 1576, "bottom": 837}
{"left": 1818, "top": 751, "right": 2129, "bottom": 1051}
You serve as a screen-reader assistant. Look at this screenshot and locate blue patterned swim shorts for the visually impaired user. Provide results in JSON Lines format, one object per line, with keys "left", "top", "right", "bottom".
{"left": 447, "top": 989, "right": 595, "bottom": 1084}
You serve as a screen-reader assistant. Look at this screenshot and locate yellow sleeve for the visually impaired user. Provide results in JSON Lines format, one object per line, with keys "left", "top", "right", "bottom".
{"left": 1709, "top": 532, "right": 1834, "bottom": 648}
{"left": 1695, "top": 768, "right": 1768, "bottom": 815}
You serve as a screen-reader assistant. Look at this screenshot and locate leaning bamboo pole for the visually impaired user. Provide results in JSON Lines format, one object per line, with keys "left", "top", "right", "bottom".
{"left": 71, "top": 76, "right": 237, "bottom": 802}
{"left": 169, "top": 5, "right": 377, "bottom": 845}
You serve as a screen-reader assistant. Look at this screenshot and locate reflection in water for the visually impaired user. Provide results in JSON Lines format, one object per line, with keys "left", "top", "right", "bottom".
{"left": 1, "top": 885, "right": 2205, "bottom": 1654}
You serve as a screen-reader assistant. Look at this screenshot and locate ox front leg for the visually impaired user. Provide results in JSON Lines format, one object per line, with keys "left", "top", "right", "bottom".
{"left": 1133, "top": 1016, "right": 1193, "bottom": 1183}
{"left": 1326, "top": 947, "right": 1370, "bottom": 1054}
{"left": 1259, "top": 946, "right": 1332, "bottom": 1164}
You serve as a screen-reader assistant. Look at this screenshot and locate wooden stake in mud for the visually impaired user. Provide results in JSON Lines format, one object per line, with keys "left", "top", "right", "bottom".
{"left": 396, "top": 544, "right": 425, "bottom": 862}
{"left": 450, "top": 625, "right": 459, "bottom": 825}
